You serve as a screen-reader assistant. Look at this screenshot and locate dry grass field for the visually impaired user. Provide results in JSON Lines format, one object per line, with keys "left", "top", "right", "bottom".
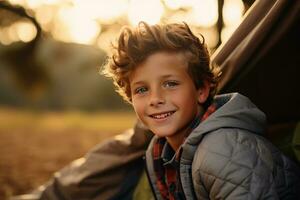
{"left": 0, "top": 108, "right": 136, "bottom": 200}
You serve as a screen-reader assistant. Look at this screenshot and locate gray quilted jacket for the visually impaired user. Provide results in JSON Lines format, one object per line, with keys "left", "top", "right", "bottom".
{"left": 145, "top": 93, "right": 300, "bottom": 199}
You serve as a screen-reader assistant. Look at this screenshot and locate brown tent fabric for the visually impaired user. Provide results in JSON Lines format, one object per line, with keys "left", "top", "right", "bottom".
{"left": 212, "top": 0, "right": 300, "bottom": 124}
{"left": 212, "top": 0, "right": 300, "bottom": 163}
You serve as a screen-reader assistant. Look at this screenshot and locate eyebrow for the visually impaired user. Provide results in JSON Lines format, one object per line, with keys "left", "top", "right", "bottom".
{"left": 131, "top": 74, "right": 177, "bottom": 85}
{"left": 131, "top": 80, "right": 145, "bottom": 87}
{"left": 161, "top": 74, "right": 176, "bottom": 79}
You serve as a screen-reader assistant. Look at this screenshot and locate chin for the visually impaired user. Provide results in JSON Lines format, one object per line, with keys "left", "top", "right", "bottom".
{"left": 150, "top": 128, "right": 175, "bottom": 137}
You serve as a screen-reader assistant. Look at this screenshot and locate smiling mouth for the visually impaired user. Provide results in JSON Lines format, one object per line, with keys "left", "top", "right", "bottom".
{"left": 149, "top": 111, "right": 175, "bottom": 119}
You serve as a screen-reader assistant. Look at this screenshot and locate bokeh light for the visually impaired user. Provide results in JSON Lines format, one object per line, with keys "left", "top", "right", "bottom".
{"left": 97, "top": 27, "right": 120, "bottom": 54}
{"left": 223, "top": 0, "right": 244, "bottom": 26}
{"left": 53, "top": 7, "right": 101, "bottom": 44}
{"left": 163, "top": 0, "right": 185, "bottom": 10}
{"left": 222, "top": 0, "right": 245, "bottom": 43}
{"left": 35, "top": 5, "right": 55, "bottom": 26}
{"left": 128, "top": 0, "right": 164, "bottom": 26}
{"left": 15, "top": 21, "right": 37, "bottom": 42}
{"left": 73, "top": 0, "right": 128, "bottom": 23}
{"left": 189, "top": 0, "right": 218, "bottom": 27}
{"left": 199, "top": 27, "right": 219, "bottom": 49}
{"left": 7, "top": 0, "right": 26, "bottom": 6}
{"left": 4, "top": 0, "right": 247, "bottom": 49}
{"left": 0, "top": 21, "right": 37, "bottom": 44}
{"left": 0, "top": 27, "right": 12, "bottom": 45}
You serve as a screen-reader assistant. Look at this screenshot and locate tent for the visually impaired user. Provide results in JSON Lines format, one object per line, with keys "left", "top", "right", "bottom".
{"left": 213, "top": 0, "right": 300, "bottom": 162}
{"left": 214, "top": 0, "right": 300, "bottom": 123}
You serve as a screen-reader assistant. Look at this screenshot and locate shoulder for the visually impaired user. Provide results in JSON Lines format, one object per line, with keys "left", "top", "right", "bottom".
{"left": 193, "top": 128, "right": 274, "bottom": 170}
{"left": 192, "top": 128, "right": 275, "bottom": 173}
{"left": 191, "top": 128, "right": 277, "bottom": 198}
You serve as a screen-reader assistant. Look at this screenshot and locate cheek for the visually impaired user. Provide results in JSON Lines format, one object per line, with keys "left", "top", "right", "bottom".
{"left": 132, "top": 99, "right": 145, "bottom": 118}
{"left": 172, "top": 90, "right": 198, "bottom": 105}
{"left": 173, "top": 92, "right": 199, "bottom": 113}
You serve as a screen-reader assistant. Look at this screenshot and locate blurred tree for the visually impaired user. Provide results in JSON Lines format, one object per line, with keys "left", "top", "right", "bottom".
{"left": 0, "top": 1, "right": 49, "bottom": 99}
{"left": 0, "top": 1, "right": 125, "bottom": 111}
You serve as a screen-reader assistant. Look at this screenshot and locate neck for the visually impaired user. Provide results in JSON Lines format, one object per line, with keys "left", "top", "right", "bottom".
{"left": 166, "top": 130, "right": 188, "bottom": 151}
{"left": 166, "top": 106, "right": 205, "bottom": 151}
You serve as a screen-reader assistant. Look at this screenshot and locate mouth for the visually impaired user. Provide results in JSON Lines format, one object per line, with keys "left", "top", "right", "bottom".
{"left": 149, "top": 111, "right": 175, "bottom": 119}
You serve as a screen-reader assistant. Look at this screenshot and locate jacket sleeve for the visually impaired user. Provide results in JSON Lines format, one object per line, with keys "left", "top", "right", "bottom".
{"left": 12, "top": 122, "right": 153, "bottom": 200}
{"left": 42, "top": 122, "right": 152, "bottom": 200}
{"left": 192, "top": 129, "right": 279, "bottom": 200}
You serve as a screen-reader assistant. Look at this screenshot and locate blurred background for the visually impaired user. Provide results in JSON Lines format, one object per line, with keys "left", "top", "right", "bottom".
{"left": 0, "top": 0, "right": 255, "bottom": 199}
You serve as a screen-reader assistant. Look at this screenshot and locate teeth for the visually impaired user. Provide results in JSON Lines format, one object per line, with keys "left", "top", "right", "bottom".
{"left": 152, "top": 112, "right": 173, "bottom": 119}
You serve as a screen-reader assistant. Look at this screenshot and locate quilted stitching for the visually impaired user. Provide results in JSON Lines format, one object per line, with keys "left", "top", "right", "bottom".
{"left": 192, "top": 130, "right": 279, "bottom": 199}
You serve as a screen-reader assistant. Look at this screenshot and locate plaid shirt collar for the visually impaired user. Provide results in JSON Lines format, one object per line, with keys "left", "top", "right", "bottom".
{"left": 161, "top": 142, "right": 177, "bottom": 167}
{"left": 152, "top": 102, "right": 219, "bottom": 200}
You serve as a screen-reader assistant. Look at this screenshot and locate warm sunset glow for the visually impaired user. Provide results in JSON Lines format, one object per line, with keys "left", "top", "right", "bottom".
{"left": 164, "top": 0, "right": 218, "bottom": 28}
{"left": 199, "top": 27, "right": 219, "bottom": 48}
{"left": 0, "top": 28, "right": 12, "bottom": 45}
{"left": 163, "top": 0, "right": 184, "bottom": 10}
{"left": 164, "top": 13, "right": 218, "bottom": 49}
{"left": 7, "top": 0, "right": 25, "bottom": 6}
{"left": 15, "top": 21, "right": 37, "bottom": 42}
{"left": 53, "top": 7, "right": 101, "bottom": 44}
{"left": 26, "top": 0, "right": 61, "bottom": 9}
{"left": 97, "top": 27, "right": 120, "bottom": 53}
{"left": 191, "top": 0, "right": 218, "bottom": 27}
{"left": 221, "top": 25, "right": 237, "bottom": 43}
{"left": 221, "top": 0, "right": 245, "bottom": 43}
{"left": 35, "top": 5, "right": 55, "bottom": 25}
{"left": 25, "top": 0, "right": 45, "bottom": 9}
{"left": 0, "top": 21, "right": 37, "bottom": 45}
{"left": 73, "top": 0, "right": 128, "bottom": 23}
{"left": 165, "top": 11, "right": 191, "bottom": 24}
{"left": 128, "top": 0, "right": 164, "bottom": 26}
{"left": 7, "top": 25, "right": 19, "bottom": 42}
{"left": 5, "top": 0, "right": 248, "bottom": 48}
{"left": 223, "top": 0, "right": 245, "bottom": 26}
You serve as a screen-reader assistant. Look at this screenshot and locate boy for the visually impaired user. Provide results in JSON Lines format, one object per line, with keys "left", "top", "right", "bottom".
{"left": 104, "top": 22, "right": 300, "bottom": 199}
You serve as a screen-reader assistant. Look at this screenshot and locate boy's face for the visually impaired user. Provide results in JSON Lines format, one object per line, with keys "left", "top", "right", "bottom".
{"left": 129, "top": 51, "right": 208, "bottom": 141}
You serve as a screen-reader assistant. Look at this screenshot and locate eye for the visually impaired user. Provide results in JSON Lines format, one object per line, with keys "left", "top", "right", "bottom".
{"left": 164, "top": 80, "right": 179, "bottom": 88}
{"left": 134, "top": 86, "right": 148, "bottom": 94}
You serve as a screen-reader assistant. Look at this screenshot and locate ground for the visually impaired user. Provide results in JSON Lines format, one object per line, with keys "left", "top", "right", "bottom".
{"left": 0, "top": 108, "right": 136, "bottom": 200}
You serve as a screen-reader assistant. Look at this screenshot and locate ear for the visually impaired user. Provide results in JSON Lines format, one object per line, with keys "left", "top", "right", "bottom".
{"left": 197, "top": 81, "right": 210, "bottom": 104}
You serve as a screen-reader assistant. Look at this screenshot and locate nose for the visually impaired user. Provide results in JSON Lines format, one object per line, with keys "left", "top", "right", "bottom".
{"left": 149, "top": 89, "right": 165, "bottom": 107}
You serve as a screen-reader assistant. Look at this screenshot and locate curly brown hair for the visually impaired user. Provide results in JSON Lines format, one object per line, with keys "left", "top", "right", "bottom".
{"left": 102, "top": 21, "right": 220, "bottom": 106}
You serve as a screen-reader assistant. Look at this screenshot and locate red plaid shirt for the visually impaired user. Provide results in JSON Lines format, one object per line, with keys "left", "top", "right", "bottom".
{"left": 152, "top": 103, "right": 218, "bottom": 200}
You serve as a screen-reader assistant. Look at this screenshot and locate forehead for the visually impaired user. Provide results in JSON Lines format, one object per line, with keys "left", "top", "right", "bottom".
{"left": 130, "top": 51, "right": 189, "bottom": 80}
{"left": 143, "top": 51, "right": 188, "bottom": 67}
